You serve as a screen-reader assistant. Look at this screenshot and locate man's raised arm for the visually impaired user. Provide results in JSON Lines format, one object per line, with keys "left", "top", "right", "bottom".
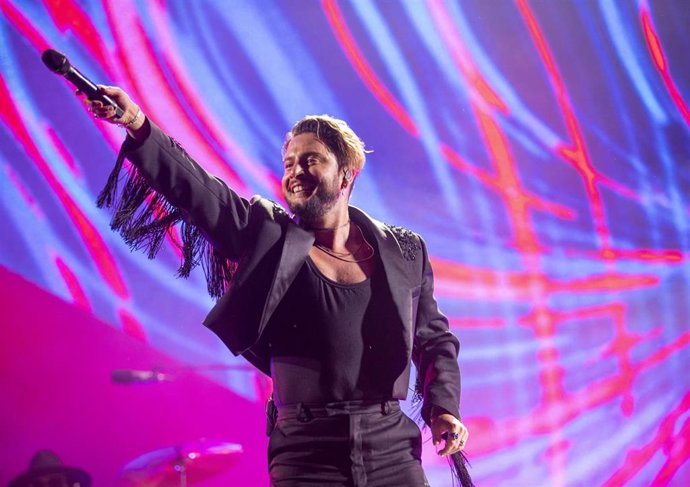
{"left": 80, "top": 86, "right": 258, "bottom": 298}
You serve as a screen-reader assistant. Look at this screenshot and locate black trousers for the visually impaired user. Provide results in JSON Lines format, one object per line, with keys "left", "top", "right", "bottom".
{"left": 267, "top": 400, "right": 429, "bottom": 487}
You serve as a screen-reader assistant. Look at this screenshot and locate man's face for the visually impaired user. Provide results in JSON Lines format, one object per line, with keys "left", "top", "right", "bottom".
{"left": 282, "top": 132, "right": 343, "bottom": 222}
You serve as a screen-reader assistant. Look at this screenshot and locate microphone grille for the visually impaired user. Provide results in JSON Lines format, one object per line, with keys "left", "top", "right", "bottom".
{"left": 41, "top": 49, "right": 69, "bottom": 74}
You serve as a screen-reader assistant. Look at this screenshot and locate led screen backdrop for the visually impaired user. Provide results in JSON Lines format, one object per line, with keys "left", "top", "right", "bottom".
{"left": 1, "top": 0, "right": 689, "bottom": 485}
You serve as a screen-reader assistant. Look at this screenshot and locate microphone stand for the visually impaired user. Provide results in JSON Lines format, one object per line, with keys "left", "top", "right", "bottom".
{"left": 111, "top": 363, "right": 255, "bottom": 384}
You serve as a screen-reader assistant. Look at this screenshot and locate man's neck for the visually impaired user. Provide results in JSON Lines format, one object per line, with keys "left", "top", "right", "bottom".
{"left": 302, "top": 207, "right": 352, "bottom": 250}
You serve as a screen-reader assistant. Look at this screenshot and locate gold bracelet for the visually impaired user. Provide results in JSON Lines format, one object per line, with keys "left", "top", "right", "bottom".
{"left": 121, "top": 107, "right": 141, "bottom": 127}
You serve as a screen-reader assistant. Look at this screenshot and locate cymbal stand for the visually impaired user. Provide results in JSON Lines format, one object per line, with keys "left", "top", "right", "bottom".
{"left": 173, "top": 447, "right": 187, "bottom": 487}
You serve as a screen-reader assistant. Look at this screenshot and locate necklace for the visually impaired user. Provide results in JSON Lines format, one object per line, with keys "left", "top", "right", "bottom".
{"left": 308, "top": 220, "right": 351, "bottom": 232}
{"left": 314, "top": 223, "right": 375, "bottom": 263}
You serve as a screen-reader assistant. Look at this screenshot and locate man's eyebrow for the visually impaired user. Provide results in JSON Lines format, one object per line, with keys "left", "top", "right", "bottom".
{"left": 283, "top": 151, "right": 322, "bottom": 163}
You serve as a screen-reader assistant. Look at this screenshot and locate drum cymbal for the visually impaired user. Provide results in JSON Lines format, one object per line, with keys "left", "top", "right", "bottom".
{"left": 121, "top": 439, "right": 242, "bottom": 486}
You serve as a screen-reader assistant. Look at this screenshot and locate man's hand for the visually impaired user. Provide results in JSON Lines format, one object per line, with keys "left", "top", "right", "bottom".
{"left": 431, "top": 411, "right": 469, "bottom": 457}
{"left": 76, "top": 85, "right": 147, "bottom": 138}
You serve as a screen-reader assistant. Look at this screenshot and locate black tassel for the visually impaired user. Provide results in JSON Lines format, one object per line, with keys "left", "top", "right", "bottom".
{"left": 97, "top": 147, "right": 236, "bottom": 299}
{"left": 449, "top": 450, "right": 475, "bottom": 487}
{"left": 410, "top": 370, "right": 474, "bottom": 487}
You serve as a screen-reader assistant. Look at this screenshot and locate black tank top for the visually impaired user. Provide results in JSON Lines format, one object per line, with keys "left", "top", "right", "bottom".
{"left": 265, "top": 253, "right": 394, "bottom": 406}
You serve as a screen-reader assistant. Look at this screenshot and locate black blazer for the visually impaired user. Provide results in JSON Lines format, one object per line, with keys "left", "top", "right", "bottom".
{"left": 101, "top": 120, "right": 461, "bottom": 423}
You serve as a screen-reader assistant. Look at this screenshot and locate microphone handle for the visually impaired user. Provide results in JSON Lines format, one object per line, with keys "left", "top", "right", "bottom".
{"left": 66, "top": 65, "right": 124, "bottom": 118}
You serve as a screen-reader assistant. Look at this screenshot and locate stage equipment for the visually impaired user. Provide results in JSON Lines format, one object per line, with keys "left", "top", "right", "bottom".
{"left": 111, "top": 363, "right": 254, "bottom": 384}
{"left": 121, "top": 439, "right": 243, "bottom": 487}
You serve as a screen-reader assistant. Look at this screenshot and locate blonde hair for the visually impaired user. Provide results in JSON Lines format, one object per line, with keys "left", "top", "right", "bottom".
{"left": 283, "top": 115, "right": 369, "bottom": 175}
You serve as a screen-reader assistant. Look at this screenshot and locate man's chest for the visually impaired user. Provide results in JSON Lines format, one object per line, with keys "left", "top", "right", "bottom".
{"left": 307, "top": 246, "right": 377, "bottom": 284}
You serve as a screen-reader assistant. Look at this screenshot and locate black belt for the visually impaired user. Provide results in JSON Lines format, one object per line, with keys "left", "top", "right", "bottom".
{"left": 277, "top": 399, "right": 399, "bottom": 423}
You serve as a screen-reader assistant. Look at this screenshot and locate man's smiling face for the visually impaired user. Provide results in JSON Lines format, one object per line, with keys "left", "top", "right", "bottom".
{"left": 282, "top": 132, "right": 343, "bottom": 222}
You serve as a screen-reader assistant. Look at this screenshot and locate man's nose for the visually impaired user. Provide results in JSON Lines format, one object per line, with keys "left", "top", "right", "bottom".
{"left": 293, "top": 164, "right": 304, "bottom": 176}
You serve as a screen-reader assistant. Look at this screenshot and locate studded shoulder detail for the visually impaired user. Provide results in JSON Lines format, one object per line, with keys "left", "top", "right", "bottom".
{"left": 386, "top": 224, "right": 421, "bottom": 261}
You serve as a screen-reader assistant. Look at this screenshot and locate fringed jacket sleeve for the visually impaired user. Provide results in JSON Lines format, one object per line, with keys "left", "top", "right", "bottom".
{"left": 97, "top": 120, "right": 252, "bottom": 298}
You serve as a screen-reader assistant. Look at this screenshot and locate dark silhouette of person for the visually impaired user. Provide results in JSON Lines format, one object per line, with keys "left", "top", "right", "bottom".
{"left": 8, "top": 450, "right": 91, "bottom": 487}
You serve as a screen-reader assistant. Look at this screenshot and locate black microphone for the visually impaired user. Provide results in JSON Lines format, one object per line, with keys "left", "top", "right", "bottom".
{"left": 41, "top": 48, "right": 124, "bottom": 118}
{"left": 111, "top": 369, "right": 169, "bottom": 384}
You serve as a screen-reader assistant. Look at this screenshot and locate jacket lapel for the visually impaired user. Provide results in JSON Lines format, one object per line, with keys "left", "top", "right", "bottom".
{"left": 258, "top": 221, "right": 314, "bottom": 335}
{"left": 350, "top": 207, "right": 412, "bottom": 327}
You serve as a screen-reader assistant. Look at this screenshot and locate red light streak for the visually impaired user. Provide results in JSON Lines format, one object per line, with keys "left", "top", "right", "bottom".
{"left": 55, "top": 256, "right": 92, "bottom": 311}
{"left": 516, "top": 0, "right": 613, "bottom": 254}
{"left": 432, "top": 258, "right": 659, "bottom": 301}
{"left": 3, "top": 164, "right": 45, "bottom": 219}
{"left": 467, "top": 330, "right": 690, "bottom": 460}
{"left": 148, "top": 0, "right": 280, "bottom": 198}
{"left": 102, "top": 0, "right": 247, "bottom": 192}
{"left": 0, "top": 0, "right": 50, "bottom": 52}
{"left": 321, "top": 0, "right": 420, "bottom": 137}
{"left": 0, "top": 71, "right": 129, "bottom": 300}
{"left": 640, "top": 5, "right": 690, "bottom": 126}
{"left": 42, "top": 0, "right": 116, "bottom": 79}
{"left": 600, "top": 389, "right": 690, "bottom": 486}
{"left": 118, "top": 307, "right": 148, "bottom": 342}
{"left": 440, "top": 143, "right": 577, "bottom": 220}
{"left": 45, "top": 126, "right": 83, "bottom": 181}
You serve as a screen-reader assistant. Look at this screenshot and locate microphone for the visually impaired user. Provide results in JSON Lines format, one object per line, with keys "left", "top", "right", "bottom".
{"left": 41, "top": 48, "right": 124, "bottom": 118}
{"left": 111, "top": 369, "right": 169, "bottom": 384}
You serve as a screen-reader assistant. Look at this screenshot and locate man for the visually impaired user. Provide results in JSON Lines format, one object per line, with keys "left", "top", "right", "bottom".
{"left": 8, "top": 450, "right": 91, "bottom": 487}
{"left": 85, "top": 86, "right": 470, "bottom": 486}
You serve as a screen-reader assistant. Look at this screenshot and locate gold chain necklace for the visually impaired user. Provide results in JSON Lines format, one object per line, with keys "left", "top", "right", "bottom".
{"left": 309, "top": 219, "right": 351, "bottom": 232}
{"left": 314, "top": 224, "right": 375, "bottom": 263}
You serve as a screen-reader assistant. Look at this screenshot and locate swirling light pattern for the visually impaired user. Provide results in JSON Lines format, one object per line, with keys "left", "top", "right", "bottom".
{"left": 1, "top": 1, "right": 689, "bottom": 485}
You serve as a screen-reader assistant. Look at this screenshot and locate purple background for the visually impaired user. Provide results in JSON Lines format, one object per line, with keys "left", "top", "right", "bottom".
{"left": 1, "top": 1, "right": 689, "bottom": 485}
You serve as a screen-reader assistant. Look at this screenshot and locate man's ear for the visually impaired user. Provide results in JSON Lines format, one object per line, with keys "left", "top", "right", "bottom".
{"left": 341, "top": 168, "right": 352, "bottom": 189}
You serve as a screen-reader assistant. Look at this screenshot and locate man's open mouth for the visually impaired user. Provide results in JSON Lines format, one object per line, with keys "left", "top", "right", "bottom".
{"left": 290, "top": 183, "right": 315, "bottom": 195}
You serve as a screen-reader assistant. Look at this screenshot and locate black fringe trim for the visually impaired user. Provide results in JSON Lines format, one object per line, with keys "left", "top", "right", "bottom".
{"left": 97, "top": 146, "right": 236, "bottom": 299}
{"left": 410, "top": 373, "right": 424, "bottom": 425}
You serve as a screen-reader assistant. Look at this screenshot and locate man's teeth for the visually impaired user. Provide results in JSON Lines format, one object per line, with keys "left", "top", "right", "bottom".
{"left": 292, "top": 184, "right": 311, "bottom": 193}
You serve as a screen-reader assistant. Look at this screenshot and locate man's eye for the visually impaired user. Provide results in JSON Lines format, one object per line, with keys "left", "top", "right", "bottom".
{"left": 307, "top": 157, "right": 318, "bottom": 165}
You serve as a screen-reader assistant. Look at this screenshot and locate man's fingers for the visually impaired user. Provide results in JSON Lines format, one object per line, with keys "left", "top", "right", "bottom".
{"left": 92, "top": 105, "right": 116, "bottom": 120}
{"left": 435, "top": 422, "right": 469, "bottom": 456}
{"left": 87, "top": 99, "right": 113, "bottom": 118}
{"left": 453, "top": 424, "right": 469, "bottom": 452}
{"left": 438, "top": 431, "right": 460, "bottom": 456}
{"left": 432, "top": 428, "right": 442, "bottom": 446}
{"left": 77, "top": 85, "right": 135, "bottom": 124}
{"left": 98, "top": 85, "right": 125, "bottom": 101}
{"left": 438, "top": 441, "right": 453, "bottom": 456}
{"left": 98, "top": 84, "right": 118, "bottom": 94}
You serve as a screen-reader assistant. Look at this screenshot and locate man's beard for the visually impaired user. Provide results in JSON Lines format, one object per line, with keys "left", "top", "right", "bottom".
{"left": 287, "top": 178, "right": 340, "bottom": 223}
